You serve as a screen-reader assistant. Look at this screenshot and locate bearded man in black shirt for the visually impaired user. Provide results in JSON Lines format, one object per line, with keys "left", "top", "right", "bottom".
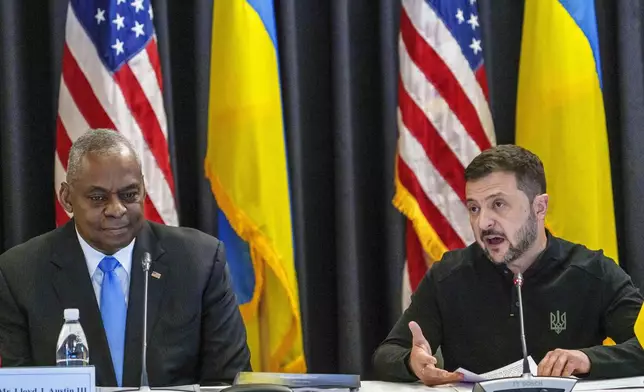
{"left": 373, "top": 145, "right": 644, "bottom": 385}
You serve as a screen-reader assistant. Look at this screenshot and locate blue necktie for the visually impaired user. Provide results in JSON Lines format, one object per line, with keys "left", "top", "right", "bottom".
{"left": 98, "top": 256, "right": 126, "bottom": 387}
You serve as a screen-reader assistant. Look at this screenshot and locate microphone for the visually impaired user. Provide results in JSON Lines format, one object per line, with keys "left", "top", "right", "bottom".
{"left": 472, "top": 272, "right": 577, "bottom": 392}
{"left": 140, "top": 252, "right": 152, "bottom": 391}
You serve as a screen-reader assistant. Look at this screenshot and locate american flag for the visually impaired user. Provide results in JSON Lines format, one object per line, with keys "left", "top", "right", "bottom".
{"left": 394, "top": 0, "right": 495, "bottom": 306}
{"left": 55, "top": 0, "right": 178, "bottom": 227}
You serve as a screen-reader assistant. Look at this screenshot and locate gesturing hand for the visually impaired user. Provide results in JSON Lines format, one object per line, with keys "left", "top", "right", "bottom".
{"left": 407, "top": 321, "right": 464, "bottom": 386}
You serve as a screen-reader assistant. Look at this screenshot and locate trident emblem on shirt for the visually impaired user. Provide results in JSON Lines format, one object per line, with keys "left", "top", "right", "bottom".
{"left": 550, "top": 310, "right": 566, "bottom": 334}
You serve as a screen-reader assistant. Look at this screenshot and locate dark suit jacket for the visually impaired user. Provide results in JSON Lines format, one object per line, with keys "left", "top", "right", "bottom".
{"left": 0, "top": 220, "right": 251, "bottom": 387}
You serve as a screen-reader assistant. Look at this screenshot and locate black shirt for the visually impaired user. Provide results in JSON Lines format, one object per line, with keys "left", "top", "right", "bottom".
{"left": 373, "top": 233, "right": 644, "bottom": 380}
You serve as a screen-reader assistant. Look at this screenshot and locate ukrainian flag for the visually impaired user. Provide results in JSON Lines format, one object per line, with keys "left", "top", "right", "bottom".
{"left": 516, "top": 0, "right": 618, "bottom": 264}
{"left": 204, "top": 0, "right": 306, "bottom": 373}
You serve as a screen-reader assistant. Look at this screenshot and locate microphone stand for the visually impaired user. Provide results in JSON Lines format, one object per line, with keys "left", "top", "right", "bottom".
{"left": 139, "top": 252, "right": 152, "bottom": 392}
{"left": 515, "top": 273, "right": 530, "bottom": 376}
{"left": 472, "top": 272, "right": 577, "bottom": 392}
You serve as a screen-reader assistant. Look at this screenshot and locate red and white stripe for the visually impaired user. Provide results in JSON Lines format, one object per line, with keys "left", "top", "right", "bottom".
{"left": 398, "top": 0, "right": 495, "bottom": 308}
{"left": 55, "top": 5, "right": 178, "bottom": 227}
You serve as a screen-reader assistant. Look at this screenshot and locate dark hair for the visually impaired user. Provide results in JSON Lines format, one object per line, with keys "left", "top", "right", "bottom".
{"left": 464, "top": 144, "right": 546, "bottom": 201}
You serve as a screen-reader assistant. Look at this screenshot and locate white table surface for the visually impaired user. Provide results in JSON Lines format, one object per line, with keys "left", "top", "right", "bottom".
{"left": 357, "top": 380, "right": 644, "bottom": 392}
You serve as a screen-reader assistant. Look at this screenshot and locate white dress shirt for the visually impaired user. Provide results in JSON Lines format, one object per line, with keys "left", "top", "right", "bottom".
{"left": 76, "top": 227, "right": 135, "bottom": 308}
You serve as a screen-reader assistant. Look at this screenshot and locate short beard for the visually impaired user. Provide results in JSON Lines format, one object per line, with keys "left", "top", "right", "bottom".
{"left": 483, "top": 209, "right": 538, "bottom": 265}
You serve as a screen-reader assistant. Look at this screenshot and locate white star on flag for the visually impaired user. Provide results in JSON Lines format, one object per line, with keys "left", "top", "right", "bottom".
{"left": 112, "top": 13, "right": 125, "bottom": 30}
{"left": 111, "top": 39, "right": 124, "bottom": 55}
{"left": 456, "top": 9, "right": 465, "bottom": 24}
{"left": 132, "top": 21, "right": 145, "bottom": 37}
{"left": 470, "top": 38, "right": 482, "bottom": 54}
{"left": 149, "top": 5, "right": 154, "bottom": 20}
{"left": 131, "top": 0, "right": 145, "bottom": 13}
{"left": 467, "top": 14, "right": 479, "bottom": 30}
{"left": 470, "top": 0, "right": 477, "bottom": 5}
{"left": 117, "top": 0, "right": 126, "bottom": 4}
{"left": 95, "top": 8, "right": 105, "bottom": 24}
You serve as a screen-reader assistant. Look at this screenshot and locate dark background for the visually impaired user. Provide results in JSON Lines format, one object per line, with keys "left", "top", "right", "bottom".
{"left": 2, "top": 0, "right": 644, "bottom": 378}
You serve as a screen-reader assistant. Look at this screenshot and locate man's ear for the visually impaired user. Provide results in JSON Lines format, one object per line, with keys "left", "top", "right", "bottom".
{"left": 533, "top": 193, "right": 549, "bottom": 220}
{"left": 59, "top": 182, "right": 73, "bottom": 214}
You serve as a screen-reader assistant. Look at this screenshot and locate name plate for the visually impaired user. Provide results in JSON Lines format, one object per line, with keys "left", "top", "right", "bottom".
{"left": 0, "top": 366, "right": 95, "bottom": 392}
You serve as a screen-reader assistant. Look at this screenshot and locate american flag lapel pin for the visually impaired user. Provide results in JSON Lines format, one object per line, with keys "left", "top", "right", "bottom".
{"left": 151, "top": 271, "right": 162, "bottom": 279}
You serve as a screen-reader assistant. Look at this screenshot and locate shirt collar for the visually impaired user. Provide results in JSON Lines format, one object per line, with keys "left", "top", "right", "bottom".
{"left": 522, "top": 230, "right": 563, "bottom": 277}
{"left": 75, "top": 226, "right": 135, "bottom": 277}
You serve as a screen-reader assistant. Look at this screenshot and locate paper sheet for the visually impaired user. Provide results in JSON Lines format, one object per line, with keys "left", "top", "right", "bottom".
{"left": 455, "top": 356, "right": 538, "bottom": 383}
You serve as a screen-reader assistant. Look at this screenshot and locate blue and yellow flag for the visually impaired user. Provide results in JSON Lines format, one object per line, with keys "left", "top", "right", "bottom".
{"left": 516, "top": 0, "right": 618, "bottom": 264}
{"left": 204, "top": 0, "right": 306, "bottom": 373}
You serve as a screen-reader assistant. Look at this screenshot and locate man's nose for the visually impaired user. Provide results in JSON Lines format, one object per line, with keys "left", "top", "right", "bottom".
{"left": 478, "top": 208, "right": 494, "bottom": 230}
{"left": 104, "top": 196, "right": 126, "bottom": 217}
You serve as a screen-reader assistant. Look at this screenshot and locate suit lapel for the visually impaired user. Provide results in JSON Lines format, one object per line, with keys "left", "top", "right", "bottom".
{"left": 122, "top": 222, "right": 167, "bottom": 386}
{"left": 50, "top": 221, "right": 116, "bottom": 386}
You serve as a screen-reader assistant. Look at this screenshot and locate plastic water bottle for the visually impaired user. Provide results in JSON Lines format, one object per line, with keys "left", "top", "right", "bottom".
{"left": 56, "top": 308, "right": 89, "bottom": 366}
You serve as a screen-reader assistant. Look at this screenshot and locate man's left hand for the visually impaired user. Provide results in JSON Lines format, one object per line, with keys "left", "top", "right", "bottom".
{"left": 537, "top": 349, "right": 590, "bottom": 377}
